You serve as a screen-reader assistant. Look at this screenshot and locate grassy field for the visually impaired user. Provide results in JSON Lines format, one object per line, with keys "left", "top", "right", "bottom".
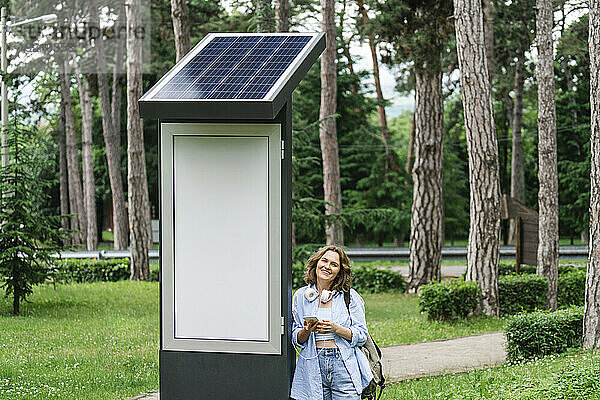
{"left": 0, "top": 282, "right": 159, "bottom": 400}
{"left": 383, "top": 349, "right": 600, "bottom": 399}
{"left": 0, "top": 282, "right": 509, "bottom": 399}
{"left": 364, "top": 292, "right": 506, "bottom": 346}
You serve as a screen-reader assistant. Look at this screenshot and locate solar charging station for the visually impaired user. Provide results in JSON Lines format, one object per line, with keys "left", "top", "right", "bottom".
{"left": 139, "top": 32, "right": 325, "bottom": 399}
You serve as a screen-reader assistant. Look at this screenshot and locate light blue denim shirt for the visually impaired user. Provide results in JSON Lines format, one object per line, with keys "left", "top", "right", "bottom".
{"left": 290, "top": 285, "right": 373, "bottom": 400}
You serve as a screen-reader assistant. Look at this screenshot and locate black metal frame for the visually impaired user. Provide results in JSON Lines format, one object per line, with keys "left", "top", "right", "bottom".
{"left": 157, "top": 101, "right": 294, "bottom": 400}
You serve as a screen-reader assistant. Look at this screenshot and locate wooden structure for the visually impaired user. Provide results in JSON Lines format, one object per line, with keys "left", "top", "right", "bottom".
{"left": 501, "top": 195, "right": 539, "bottom": 272}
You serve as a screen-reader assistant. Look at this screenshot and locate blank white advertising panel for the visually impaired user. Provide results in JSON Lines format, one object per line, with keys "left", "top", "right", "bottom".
{"left": 161, "top": 124, "right": 281, "bottom": 354}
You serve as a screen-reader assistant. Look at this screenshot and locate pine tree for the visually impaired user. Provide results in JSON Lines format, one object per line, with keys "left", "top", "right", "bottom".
{"left": 0, "top": 121, "right": 68, "bottom": 315}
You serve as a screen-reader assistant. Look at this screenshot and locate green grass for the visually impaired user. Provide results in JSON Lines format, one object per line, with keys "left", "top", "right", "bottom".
{"left": 382, "top": 349, "right": 600, "bottom": 399}
{"left": 0, "top": 282, "right": 159, "bottom": 400}
{"left": 364, "top": 292, "right": 506, "bottom": 346}
{"left": 0, "top": 284, "right": 503, "bottom": 399}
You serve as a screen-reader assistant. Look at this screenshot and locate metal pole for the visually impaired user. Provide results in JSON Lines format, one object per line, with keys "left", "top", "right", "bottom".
{"left": 1, "top": 7, "right": 7, "bottom": 169}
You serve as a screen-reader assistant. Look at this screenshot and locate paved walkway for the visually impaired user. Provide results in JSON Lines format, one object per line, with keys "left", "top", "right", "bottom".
{"left": 127, "top": 331, "right": 506, "bottom": 399}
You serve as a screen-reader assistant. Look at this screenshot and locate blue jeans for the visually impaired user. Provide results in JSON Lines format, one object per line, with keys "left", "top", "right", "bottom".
{"left": 318, "top": 348, "right": 360, "bottom": 400}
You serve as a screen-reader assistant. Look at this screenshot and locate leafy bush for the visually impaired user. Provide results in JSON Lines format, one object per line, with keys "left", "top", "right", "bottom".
{"left": 504, "top": 306, "right": 583, "bottom": 363}
{"left": 351, "top": 266, "right": 405, "bottom": 294}
{"left": 498, "top": 274, "right": 547, "bottom": 316}
{"left": 49, "top": 259, "right": 131, "bottom": 283}
{"left": 558, "top": 264, "right": 586, "bottom": 275}
{"left": 558, "top": 270, "right": 586, "bottom": 308}
{"left": 291, "top": 262, "right": 405, "bottom": 294}
{"left": 292, "top": 262, "right": 305, "bottom": 290}
{"left": 418, "top": 280, "right": 480, "bottom": 321}
{"left": 498, "top": 262, "right": 536, "bottom": 276}
{"left": 498, "top": 262, "right": 586, "bottom": 276}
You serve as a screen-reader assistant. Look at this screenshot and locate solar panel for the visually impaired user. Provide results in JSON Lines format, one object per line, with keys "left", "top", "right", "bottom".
{"left": 148, "top": 34, "right": 314, "bottom": 101}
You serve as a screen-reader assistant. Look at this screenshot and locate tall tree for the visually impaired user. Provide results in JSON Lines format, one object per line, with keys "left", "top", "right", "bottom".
{"left": 482, "top": 0, "right": 494, "bottom": 84}
{"left": 171, "top": 0, "right": 191, "bottom": 61}
{"left": 509, "top": 49, "right": 526, "bottom": 241}
{"left": 76, "top": 70, "right": 98, "bottom": 250}
{"left": 454, "top": 0, "right": 501, "bottom": 316}
{"left": 127, "top": 0, "right": 152, "bottom": 280}
{"left": 536, "top": 0, "right": 559, "bottom": 311}
{"left": 357, "top": 0, "right": 391, "bottom": 170}
{"left": 256, "top": 0, "right": 275, "bottom": 32}
{"left": 275, "top": 0, "right": 289, "bottom": 32}
{"left": 584, "top": 0, "right": 600, "bottom": 349}
{"left": 320, "top": 0, "right": 343, "bottom": 245}
{"left": 90, "top": 2, "right": 128, "bottom": 250}
{"left": 375, "top": 0, "right": 453, "bottom": 289}
{"left": 58, "top": 58, "right": 85, "bottom": 246}
{"left": 58, "top": 97, "right": 70, "bottom": 246}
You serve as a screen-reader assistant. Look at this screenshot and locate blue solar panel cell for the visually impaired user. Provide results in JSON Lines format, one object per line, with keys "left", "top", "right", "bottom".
{"left": 149, "top": 34, "right": 314, "bottom": 101}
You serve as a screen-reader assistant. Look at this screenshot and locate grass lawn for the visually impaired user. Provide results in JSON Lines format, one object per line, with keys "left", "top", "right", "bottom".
{"left": 364, "top": 292, "right": 506, "bottom": 346}
{"left": 382, "top": 349, "right": 600, "bottom": 399}
{"left": 0, "top": 282, "right": 508, "bottom": 399}
{"left": 0, "top": 282, "right": 159, "bottom": 400}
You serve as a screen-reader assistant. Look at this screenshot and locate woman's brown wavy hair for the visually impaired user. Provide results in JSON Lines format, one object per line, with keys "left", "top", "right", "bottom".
{"left": 303, "top": 245, "right": 352, "bottom": 293}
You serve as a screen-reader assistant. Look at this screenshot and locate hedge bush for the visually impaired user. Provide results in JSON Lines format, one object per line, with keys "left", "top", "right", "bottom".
{"left": 505, "top": 306, "right": 583, "bottom": 363}
{"left": 291, "top": 263, "right": 405, "bottom": 294}
{"left": 498, "top": 262, "right": 586, "bottom": 276}
{"left": 49, "top": 258, "right": 131, "bottom": 283}
{"left": 558, "top": 270, "right": 586, "bottom": 308}
{"left": 418, "top": 280, "right": 480, "bottom": 321}
{"left": 351, "top": 266, "right": 405, "bottom": 294}
{"left": 498, "top": 262, "right": 536, "bottom": 276}
{"left": 498, "top": 274, "right": 547, "bottom": 316}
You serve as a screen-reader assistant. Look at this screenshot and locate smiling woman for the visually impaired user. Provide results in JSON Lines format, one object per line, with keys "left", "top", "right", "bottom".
{"left": 291, "top": 246, "right": 373, "bottom": 400}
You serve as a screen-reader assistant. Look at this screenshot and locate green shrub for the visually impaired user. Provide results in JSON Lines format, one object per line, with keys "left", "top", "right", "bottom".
{"left": 498, "top": 262, "right": 536, "bottom": 276}
{"left": 418, "top": 280, "right": 480, "bottom": 321}
{"left": 49, "top": 258, "right": 131, "bottom": 283}
{"left": 558, "top": 270, "right": 586, "bottom": 308}
{"left": 558, "top": 264, "right": 586, "bottom": 275}
{"left": 351, "top": 266, "right": 405, "bottom": 294}
{"left": 291, "top": 263, "right": 405, "bottom": 294}
{"left": 504, "top": 306, "right": 583, "bottom": 363}
{"left": 292, "top": 262, "right": 305, "bottom": 290}
{"left": 498, "top": 274, "right": 547, "bottom": 316}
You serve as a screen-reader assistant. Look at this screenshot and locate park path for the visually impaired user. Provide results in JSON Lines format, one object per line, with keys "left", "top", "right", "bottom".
{"left": 127, "top": 331, "right": 506, "bottom": 399}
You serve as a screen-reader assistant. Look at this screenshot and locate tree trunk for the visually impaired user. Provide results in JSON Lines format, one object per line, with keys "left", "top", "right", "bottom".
{"left": 256, "top": 0, "right": 275, "bottom": 32}
{"left": 408, "top": 69, "right": 444, "bottom": 291}
{"left": 584, "top": 0, "right": 600, "bottom": 349}
{"left": 536, "top": 0, "right": 559, "bottom": 311}
{"left": 76, "top": 70, "right": 98, "bottom": 250}
{"left": 357, "top": 0, "right": 391, "bottom": 169}
{"left": 275, "top": 0, "right": 289, "bottom": 32}
{"left": 508, "top": 51, "right": 526, "bottom": 244}
{"left": 58, "top": 100, "right": 70, "bottom": 246}
{"left": 127, "top": 0, "right": 151, "bottom": 280}
{"left": 320, "top": 0, "right": 343, "bottom": 246}
{"left": 58, "top": 58, "right": 85, "bottom": 245}
{"left": 482, "top": 0, "right": 494, "bottom": 85}
{"left": 91, "top": 1, "right": 128, "bottom": 250}
{"left": 406, "top": 112, "right": 415, "bottom": 175}
{"left": 453, "top": 0, "right": 501, "bottom": 317}
{"left": 171, "top": 0, "right": 191, "bottom": 62}
{"left": 113, "top": 3, "right": 125, "bottom": 138}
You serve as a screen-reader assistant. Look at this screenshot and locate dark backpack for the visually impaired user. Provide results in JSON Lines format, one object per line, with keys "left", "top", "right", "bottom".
{"left": 344, "top": 292, "right": 385, "bottom": 400}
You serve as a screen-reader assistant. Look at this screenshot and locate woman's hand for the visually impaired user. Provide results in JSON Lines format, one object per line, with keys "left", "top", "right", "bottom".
{"left": 297, "top": 319, "right": 319, "bottom": 344}
{"left": 303, "top": 319, "right": 319, "bottom": 333}
{"left": 317, "top": 320, "right": 338, "bottom": 334}
{"left": 319, "top": 320, "right": 353, "bottom": 341}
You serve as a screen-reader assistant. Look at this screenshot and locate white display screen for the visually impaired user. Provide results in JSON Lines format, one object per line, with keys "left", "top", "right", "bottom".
{"left": 161, "top": 123, "right": 281, "bottom": 355}
{"left": 173, "top": 136, "right": 270, "bottom": 341}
